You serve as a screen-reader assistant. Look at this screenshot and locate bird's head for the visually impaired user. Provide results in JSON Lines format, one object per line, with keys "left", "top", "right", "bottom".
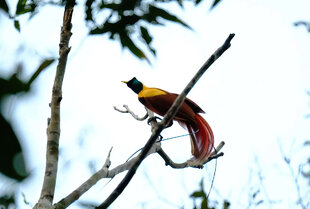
{"left": 122, "top": 77, "right": 143, "bottom": 94}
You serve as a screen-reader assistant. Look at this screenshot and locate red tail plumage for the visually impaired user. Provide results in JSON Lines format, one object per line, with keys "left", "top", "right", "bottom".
{"left": 178, "top": 114, "right": 214, "bottom": 163}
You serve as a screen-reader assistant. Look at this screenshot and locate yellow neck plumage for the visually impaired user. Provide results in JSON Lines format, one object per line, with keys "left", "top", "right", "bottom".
{"left": 138, "top": 85, "right": 167, "bottom": 98}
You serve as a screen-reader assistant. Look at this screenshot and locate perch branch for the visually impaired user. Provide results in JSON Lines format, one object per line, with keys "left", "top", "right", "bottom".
{"left": 97, "top": 33, "right": 235, "bottom": 208}
{"left": 157, "top": 141, "right": 225, "bottom": 169}
{"left": 55, "top": 108, "right": 158, "bottom": 209}
{"left": 55, "top": 110, "right": 224, "bottom": 208}
{"left": 54, "top": 143, "right": 161, "bottom": 209}
{"left": 34, "top": 1, "right": 75, "bottom": 209}
{"left": 55, "top": 148, "right": 113, "bottom": 209}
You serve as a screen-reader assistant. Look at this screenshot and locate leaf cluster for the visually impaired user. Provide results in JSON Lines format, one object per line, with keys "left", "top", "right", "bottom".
{"left": 86, "top": 0, "right": 192, "bottom": 61}
{"left": 190, "top": 178, "right": 230, "bottom": 209}
{"left": 0, "top": 59, "right": 54, "bottom": 182}
{"left": 1, "top": 0, "right": 222, "bottom": 61}
{"left": 85, "top": 0, "right": 221, "bottom": 61}
{"left": 0, "top": 0, "right": 67, "bottom": 31}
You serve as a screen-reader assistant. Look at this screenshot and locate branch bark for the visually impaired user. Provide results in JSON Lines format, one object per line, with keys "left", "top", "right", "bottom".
{"left": 34, "top": 1, "right": 75, "bottom": 209}
{"left": 54, "top": 107, "right": 224, "bottom": 208}
{"left": 157, "top": 141, "right": 225, "bottom": 168}
{"left": 114, "top": 105, "right": 148, "bottom": 121}
{"left": 54, "top": 143, "right": 161, "bottom": 209}
{"left": 97, "top": 33, "right": 235, "bottom": 208}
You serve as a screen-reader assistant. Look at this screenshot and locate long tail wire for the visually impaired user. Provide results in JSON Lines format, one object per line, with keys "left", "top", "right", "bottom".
{"left": 126, "top": 130, "right": 218, "bottom": 200}
{"left": 103, "top": 130, "right": 218, "bottom": 201}
{"left": 125, "top": 129, "right": 199, "bottom": 162}
{"left": 207, "top": 146, "right": 217, "bottom": 199}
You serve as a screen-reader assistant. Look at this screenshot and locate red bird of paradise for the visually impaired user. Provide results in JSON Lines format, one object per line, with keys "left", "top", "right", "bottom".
{"left": 123, "top": 77, "right": 214, "bottom": 164}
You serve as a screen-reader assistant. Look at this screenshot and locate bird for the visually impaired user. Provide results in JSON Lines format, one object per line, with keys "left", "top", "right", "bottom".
{"left": 123, "top": 77, "right": 214, "bottom": 164}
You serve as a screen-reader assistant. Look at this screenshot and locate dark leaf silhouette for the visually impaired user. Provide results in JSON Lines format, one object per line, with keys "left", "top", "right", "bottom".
{"left": 27, "top": 58, "right": 55, "bottom": 86}
{"left": 14, "top": 20, "right": 21, "bottom": 32}
{"left": 86, "top": 0, "right": 202, "bottom": 61}
{"left": 0, "top": 0, "right": 9, "bottom": 14}
{"left": 119, "top": 33, "right": 149, "bottom": 62}
{"left": 148, "top": 5, "right": 191, "bottom": 28}
{"left": 211, "top": 0, "right": 222, "bottom": 9}
{"left": 0, "top": 195, "right": 16, "bottom": 208}
{"left": 0, "top": 114, "right": 28, "bottom": 181}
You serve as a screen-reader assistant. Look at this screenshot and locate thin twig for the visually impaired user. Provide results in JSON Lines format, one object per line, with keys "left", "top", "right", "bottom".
{"left": 34, "top": 2, "right": 75, "bottom": 209}
{"left": 54, "top": 148, "right": 113, "bottom": 209}
{"left": 113, "top": 105, "right": 148, "bottom": 121}
{"left": 97, "top": 33, "right": 235, "bottom": 209}
{"left": 55, "top": 116, "right": 223, "bottom": 208}
{"left": 278, "top": 142, "right": 308, "bottom": 209}
{"left": 157, "top": 141, "right": 224, "bottom": 169}
{"left": 53, "top": 143, "right": 161, "bottom": 209}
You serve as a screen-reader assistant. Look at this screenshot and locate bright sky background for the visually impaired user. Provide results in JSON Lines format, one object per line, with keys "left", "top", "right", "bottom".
{"left": 1, "top": 0, "right": 310, "bottom": 208}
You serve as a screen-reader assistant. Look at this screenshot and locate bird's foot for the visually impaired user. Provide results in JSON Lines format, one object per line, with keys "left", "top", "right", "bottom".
{"left": 165, "top": 120, "right": 173, "bottom": 128}
{"left": 156, "top": 135, "right": 163, "bottom": 142}
{"left": 147, "top": 116, "right": 162, "bottom": 125}
{"left": 186, "top": 159, "right": 204, "bottom": 169}
{"left": 147, "top": 116, "right": 173, "bottom": 128}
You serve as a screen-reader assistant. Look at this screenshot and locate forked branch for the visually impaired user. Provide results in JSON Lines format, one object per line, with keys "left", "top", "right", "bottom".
{"left": 55, "top": 33, "right": 233, "bottom": 209}
{"left": 115, "top": 104, "right": 225, "bottom": 168}
{"left": 113, "top": 105, "right": 148, "bottom": 121}
{"left": 97, "top": 33, "right": 235, "bottom": 208}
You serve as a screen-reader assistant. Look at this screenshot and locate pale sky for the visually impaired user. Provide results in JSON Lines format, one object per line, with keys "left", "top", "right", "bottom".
{"left": 1, "top": 0, "right": 310, "bottom": 208}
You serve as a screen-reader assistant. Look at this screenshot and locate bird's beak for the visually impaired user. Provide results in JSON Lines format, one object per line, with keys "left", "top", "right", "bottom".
{"left": 122, "top": 81, "right": 128, "bottom": 84}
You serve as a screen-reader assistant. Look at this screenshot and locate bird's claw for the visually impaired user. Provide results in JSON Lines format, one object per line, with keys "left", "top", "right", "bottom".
{"left": 147, "top": 116, "right": 162, "bottom": 125}
{"left": 165, "top": 120, "right": 173, "bottom": 128}
{"left": 147, "top": 116, "right": 173, "bottom": 129}
{"left": 156, "top": 135, "right": 163, "bottom": 142}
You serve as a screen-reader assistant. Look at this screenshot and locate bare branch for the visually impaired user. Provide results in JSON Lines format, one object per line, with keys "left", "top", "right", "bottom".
{"left": 114, "top": 105, "right": 148, "bottom": 121}
{"left": 54, "top": 148, "right": 113, "bottom": 209}
{"left": 55, "top": 34, "right": 233, "bottom": 209}
{"left": 107, "top": 142, "right": 161, "bottom": 177}
{"left": 157, "top": 141, "right": 225, "bottom": 169}
{"left": 53, "top": 140, "right": 223, "bottom": 208}
{"left": 97, "top": 33, "right": 235, "bottom": 209}
{"left": 278, "top": 142, "right": 308, "bottom": 209}
{"left": 34, "top": 2, "right": 75, "bottom": 209}
{"left": 210, "top": 141, "right": 225, "bottom": 156}
{"left": 54, "top": 118, "right": 224, "bottom": 208}
{"left": 54, "top": 144, "right": 161, "bottom": 209}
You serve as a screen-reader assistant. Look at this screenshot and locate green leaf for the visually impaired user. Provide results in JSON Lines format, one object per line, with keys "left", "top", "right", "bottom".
{"left": 148, "top": 5, "right": 191, "bottom": 29}
{"left": 210, "top": 0, "right": 222, "bottom": 9}
{"left": 16, "top": 0, "right": 27, "bottom": 15}
{"left": 0, "top": 0, "right": 9, "bottom": 14}
{"left": 14, "top": 20, "right": 21, "bottom": 32}
{"left": 0, "top": 195, "right": 16, "bottom": 208}
{"left": 15, "top": 0, "right": 37, "bottom": 16}
{"left": 0, "top": 72, "right": 29, "bottom": 99}
{"left": 119, "top": 33, "right": 149, "bottom": 62}
{"left": 90, "top": 14, "right": 140, "bottom": 36}
{"left": 195, "top": 0, "right": 203, "bottom": 5}
{"left": 201, "top": 198, "right": 209, "bottom": 209}
{"left": 176, "top": 0, "right": 184, "bottom": 7}
{"left": 0, "top": 114, "right": 28, "bottom": 181}
{"left": 140, "top": 26, "right": 152, "bottom": 44}
{"left": 223, "top": 200, "right": 230, "bottom": 209}
{"left": 90, "top": 26, "right": 106, "bottom": 35}
{"left": 85, "top": 0, "right": 95, "bottom": 21}
{"left": 190, "top": 191, "right": 205, "bottom": 198}
{"left": 27, "top": 58, "right": 55, "bottom": 86}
